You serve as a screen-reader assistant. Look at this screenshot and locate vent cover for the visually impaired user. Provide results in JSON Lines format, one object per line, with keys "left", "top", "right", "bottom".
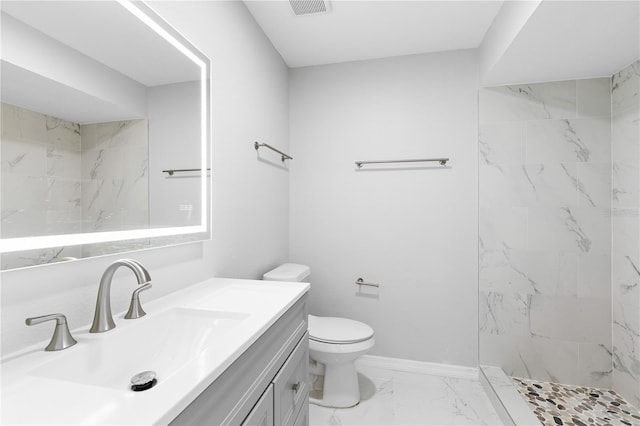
{"left": 289, "top": 0, "right": 328, "bottom": 15}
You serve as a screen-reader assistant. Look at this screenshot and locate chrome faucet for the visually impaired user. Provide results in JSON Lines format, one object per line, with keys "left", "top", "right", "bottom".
{"left": 90, "top": 259, "right": 151, "bottom": 333}
{"left": 26, "top": 313, "right": 77, "bottom": 351}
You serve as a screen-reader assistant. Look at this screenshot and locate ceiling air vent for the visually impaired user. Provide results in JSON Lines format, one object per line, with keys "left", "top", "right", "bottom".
{"left": 289, "top": 0, "right": 329, "bottom": 16}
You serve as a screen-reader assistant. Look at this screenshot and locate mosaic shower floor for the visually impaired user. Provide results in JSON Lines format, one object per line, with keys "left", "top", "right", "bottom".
{"left": 513, "top": 377, "right": 640, "bottom": 426}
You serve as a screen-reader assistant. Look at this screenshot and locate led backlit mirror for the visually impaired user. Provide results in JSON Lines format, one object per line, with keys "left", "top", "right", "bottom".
{"left": 0, "top": 1, "right": 210, "bottom": 270}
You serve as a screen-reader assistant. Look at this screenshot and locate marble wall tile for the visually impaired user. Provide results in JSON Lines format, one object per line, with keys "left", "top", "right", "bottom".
{"left": 481, "top": 334, "right": 580, "bottom": 385}
{"left": 479, "top": 80, "right": 576, "bottom": 123}
{"left": 481, "top": 163, "right": 582, "bottom": 208}
{"left": 612, "top": 60, "right": 640, "bottom": 115}
{"left": 1, "top": 136, "right": 47, "bottom": 177}
{"left": 577, "top": 342, "right": 613, "bottom": 387}
{"left": 479, "top": 249, "right": 540, "bottom": 294}
{"left": 522, "top": 163, "right": 579, "bottom": 207}
{"left": 577, "top": 78, "right": 612, "bottom": 118}
{"left": 481, "top": 335, "right": 612, "bottom": 389}
{"left": 480, "top": 248, "right": 577, "bottom": 297}
{"left": 0, "top": 246, "right": 81, "bottom": 270}
{"left": 479, "top": 77, "right": 612, "bottom": 390}
{"left": 479, "top": 291, "right": 531, "bottom": 337}
{"left": 1, "top": 103, "right": 82, "bottom": 267}
{"left": 609, "top": 60, "right": 639, "bottom": 407}
{"left": 527, "top": 117, "right": 611, "bottom": 164}
{"left": 479, "top": 122, "right": 526, "bottom": 167}
{"left": 479, "top": 207, "right": 528, "bottom": 250}
{"left": 612, "top": 209, "right": 640, "bottom": 261}
{"left": 577, "top": 252, "right": 612, "bottom": 299}
{"left": 1, "top": 103, "right": 149, "bottom": 268}
{"left": 612, "top": 252, "right": 640, "bottom": 310}
{"left": 1, "top": 174, "right": 48, "bottom": 238}
{"left": 611, "top": 106, "right": 640, "bottom": 165}
{"left": 79, "top": 119, "right": 149, "bottom": 234}
{"left": 576, "top": 163, "right": 612, "bottom": 207}
{"left": 479, "top": 164, "right": 531, "bottom": 208}
{"left": 529, "top": 295, "right": 611, "bottom": 344}
{"left": 527, "top": 207, "right": 610, "bottom": 254}
{"left": 613, "top": 302, "right": 640, "bottom": 404}
{"left": 613, "top": 162, "right": 640, "bottom": 207}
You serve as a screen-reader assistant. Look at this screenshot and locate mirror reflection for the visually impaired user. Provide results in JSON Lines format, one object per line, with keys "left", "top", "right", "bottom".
{"left": 0, "top": 1, "right": 209, "bottom": 269}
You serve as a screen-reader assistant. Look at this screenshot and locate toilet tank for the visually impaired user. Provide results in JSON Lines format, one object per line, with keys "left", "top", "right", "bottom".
{"left": 263, "top": 263, "right": 310, "bottom": 282}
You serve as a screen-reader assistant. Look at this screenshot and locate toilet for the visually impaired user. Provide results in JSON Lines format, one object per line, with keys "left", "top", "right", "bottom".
{"left": 263, "top": 263, "right": 375, "bottom": 408}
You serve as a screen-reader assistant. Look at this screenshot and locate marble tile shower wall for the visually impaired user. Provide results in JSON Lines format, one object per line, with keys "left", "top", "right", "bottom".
{"left": 0, "top": 103, "right": 149, "bottom": 267}
{"left": 478, "top": 78, "right": 613, "bottom": 388}
{"left": 1, "top": 103, "right": 83, "bottom": 268}
{"left": 80, "top": 120, "right": 149, "bottom": 257}
{"left": 611, "top": 60, "right": 640, "bottom": 407}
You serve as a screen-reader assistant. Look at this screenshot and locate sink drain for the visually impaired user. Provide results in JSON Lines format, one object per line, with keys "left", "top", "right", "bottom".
{"left": 131, "top": 371, "right": 157, "bottom": 392}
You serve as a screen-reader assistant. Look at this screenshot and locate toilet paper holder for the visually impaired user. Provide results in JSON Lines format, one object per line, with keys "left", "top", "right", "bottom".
{"left": 356, "top": 278, "right": 379, "bottom": 288}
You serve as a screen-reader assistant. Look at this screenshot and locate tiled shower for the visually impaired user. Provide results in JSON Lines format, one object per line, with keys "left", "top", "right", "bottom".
{"left": 0, "top": 103, "right": 149, "bottom": 268}
{"left": 479, "top": 59, "right": 640, "bottom": 411}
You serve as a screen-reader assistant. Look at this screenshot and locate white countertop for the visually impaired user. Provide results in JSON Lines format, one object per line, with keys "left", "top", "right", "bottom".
{"left": 1, "top": 277, "right": 309, "bottom": 425}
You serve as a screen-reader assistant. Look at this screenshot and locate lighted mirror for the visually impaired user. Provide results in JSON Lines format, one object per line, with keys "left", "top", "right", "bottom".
{"left": 0, "top": 1, "right": 210, "bottom": 270}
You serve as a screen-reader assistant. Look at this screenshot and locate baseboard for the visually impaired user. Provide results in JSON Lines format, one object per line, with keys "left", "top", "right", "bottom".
{"left": 356, "top": 355, "right": 479, "bottom": 380}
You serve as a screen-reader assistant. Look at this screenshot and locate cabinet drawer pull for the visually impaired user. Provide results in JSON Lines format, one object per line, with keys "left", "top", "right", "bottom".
{"left": 292, "top": 382, "right": 302, "bottom": 393}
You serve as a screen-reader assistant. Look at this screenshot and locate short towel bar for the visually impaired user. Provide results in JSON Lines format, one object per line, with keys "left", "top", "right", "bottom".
{"left": 254, "top": 141, "right": 293, "bottom": 162}
{"left": 356, "top": 278, "right": 380, "bottom": 288}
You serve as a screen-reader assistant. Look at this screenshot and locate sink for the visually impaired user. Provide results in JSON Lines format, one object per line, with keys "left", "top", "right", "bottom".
{"left": 30, "top": 307, "right": 249, "bottom": 391}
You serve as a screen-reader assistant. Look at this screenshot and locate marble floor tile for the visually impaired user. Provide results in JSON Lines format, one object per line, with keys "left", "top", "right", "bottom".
{"left": 309, "top": 368, "right": 503, "bottom": 426}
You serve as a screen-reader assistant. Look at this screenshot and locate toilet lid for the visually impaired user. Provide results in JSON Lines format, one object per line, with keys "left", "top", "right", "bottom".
{"left": 308, "top": 315, "right": 374, "bottom": 344}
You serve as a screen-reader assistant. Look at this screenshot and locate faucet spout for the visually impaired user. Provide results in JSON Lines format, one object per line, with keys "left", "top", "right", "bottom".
{"left": 90, "top": 259, "right": 152, "bottom": 333}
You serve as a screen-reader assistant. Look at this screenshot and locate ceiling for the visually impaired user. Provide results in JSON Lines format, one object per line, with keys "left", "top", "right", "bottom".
{"left": 484, "top": 0, "right": 640, "bottom": 85}
{"left": 244, "top": 0, "right": 640, "bottom": 84}
{"left": 1, "top": 1, "right": 200, "bottom": 87}
{"left": 243, "top": 1, "right": 504, "bottom": 68}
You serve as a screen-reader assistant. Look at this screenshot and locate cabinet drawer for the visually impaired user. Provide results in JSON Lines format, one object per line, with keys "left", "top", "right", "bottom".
{"left": 273, "top": 332, "right": 309, "bottom": 426}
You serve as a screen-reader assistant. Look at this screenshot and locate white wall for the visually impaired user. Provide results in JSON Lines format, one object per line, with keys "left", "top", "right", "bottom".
{"left": 1, "top": 1, "right": 290, "bottom": 356}
{"left": 0, "top": 12, "right": 147, "bottom": 122}
{"left": 289, "top": 50, "right": 479, "bottom": 367}
{"left": 148, "top": 81, "right": 202, "bottom": 228}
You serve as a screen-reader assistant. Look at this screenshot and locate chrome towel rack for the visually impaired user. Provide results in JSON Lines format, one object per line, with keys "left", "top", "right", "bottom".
{"left": 162, "top": 168, "right": 210, "bottom": 176}
{"left": 254, "top": 141, "right": 293, "bottom": 162}
{"left": 355, "top": 158, "right": 449, "bottom": 168}
{"left": 356, "top": 278, "right": 379, "bottom": 288}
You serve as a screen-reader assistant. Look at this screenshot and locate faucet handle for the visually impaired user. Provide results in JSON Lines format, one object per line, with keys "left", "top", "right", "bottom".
{"left": 125, "top": 282, "right": 152, "bottom": 320}
{"left": 25, "top": 314, "right": 77, "bottom": 351}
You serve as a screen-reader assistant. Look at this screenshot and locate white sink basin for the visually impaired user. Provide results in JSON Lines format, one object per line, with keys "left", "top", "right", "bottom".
{"left": 2, "top": 278, "right": 309, "bottom": 425}
{"left": 30, "top": 307, "right": 249, "bottom": 391}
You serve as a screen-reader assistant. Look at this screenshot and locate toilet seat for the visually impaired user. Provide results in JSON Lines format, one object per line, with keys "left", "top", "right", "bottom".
{"left": 308, "top": 315, "right": 374, "bottom": 344}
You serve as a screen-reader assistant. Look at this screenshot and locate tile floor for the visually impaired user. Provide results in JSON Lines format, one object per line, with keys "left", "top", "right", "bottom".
{"left": 513, "top": 377, "right": 640, "bottom": 426}
{"left": 309, "top": 365, "right": 503, "bottom": 425}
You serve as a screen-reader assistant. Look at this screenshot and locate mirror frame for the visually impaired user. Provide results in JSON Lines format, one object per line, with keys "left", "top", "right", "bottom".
{"left": 0, "top": 0, "right": 211, "bottom": 255}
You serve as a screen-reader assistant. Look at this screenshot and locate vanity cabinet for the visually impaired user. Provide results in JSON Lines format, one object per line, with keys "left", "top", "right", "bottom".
{"left": 170, "top": 296, "right": 309, "bottom": 426}
{"left": 242, "top": 385, "right": 273, "bottom": 426}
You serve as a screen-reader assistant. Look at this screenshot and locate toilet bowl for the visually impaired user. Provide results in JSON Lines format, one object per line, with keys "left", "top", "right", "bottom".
{"left": 307, "top": 315, "right": 374, "bottom": 408}
{"left": 263, "top": 263, "right": 375, "bottom": 408}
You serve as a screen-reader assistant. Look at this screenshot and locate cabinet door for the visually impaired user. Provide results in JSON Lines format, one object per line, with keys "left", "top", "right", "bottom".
{"left": 293, "top": 401, "right": 309, "bottom": 426}
{"left": 242, "top": 384, "right": 274, "bottom": 426}
{"left": 273, "top": 332, "right": 309, "bottom": 426}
